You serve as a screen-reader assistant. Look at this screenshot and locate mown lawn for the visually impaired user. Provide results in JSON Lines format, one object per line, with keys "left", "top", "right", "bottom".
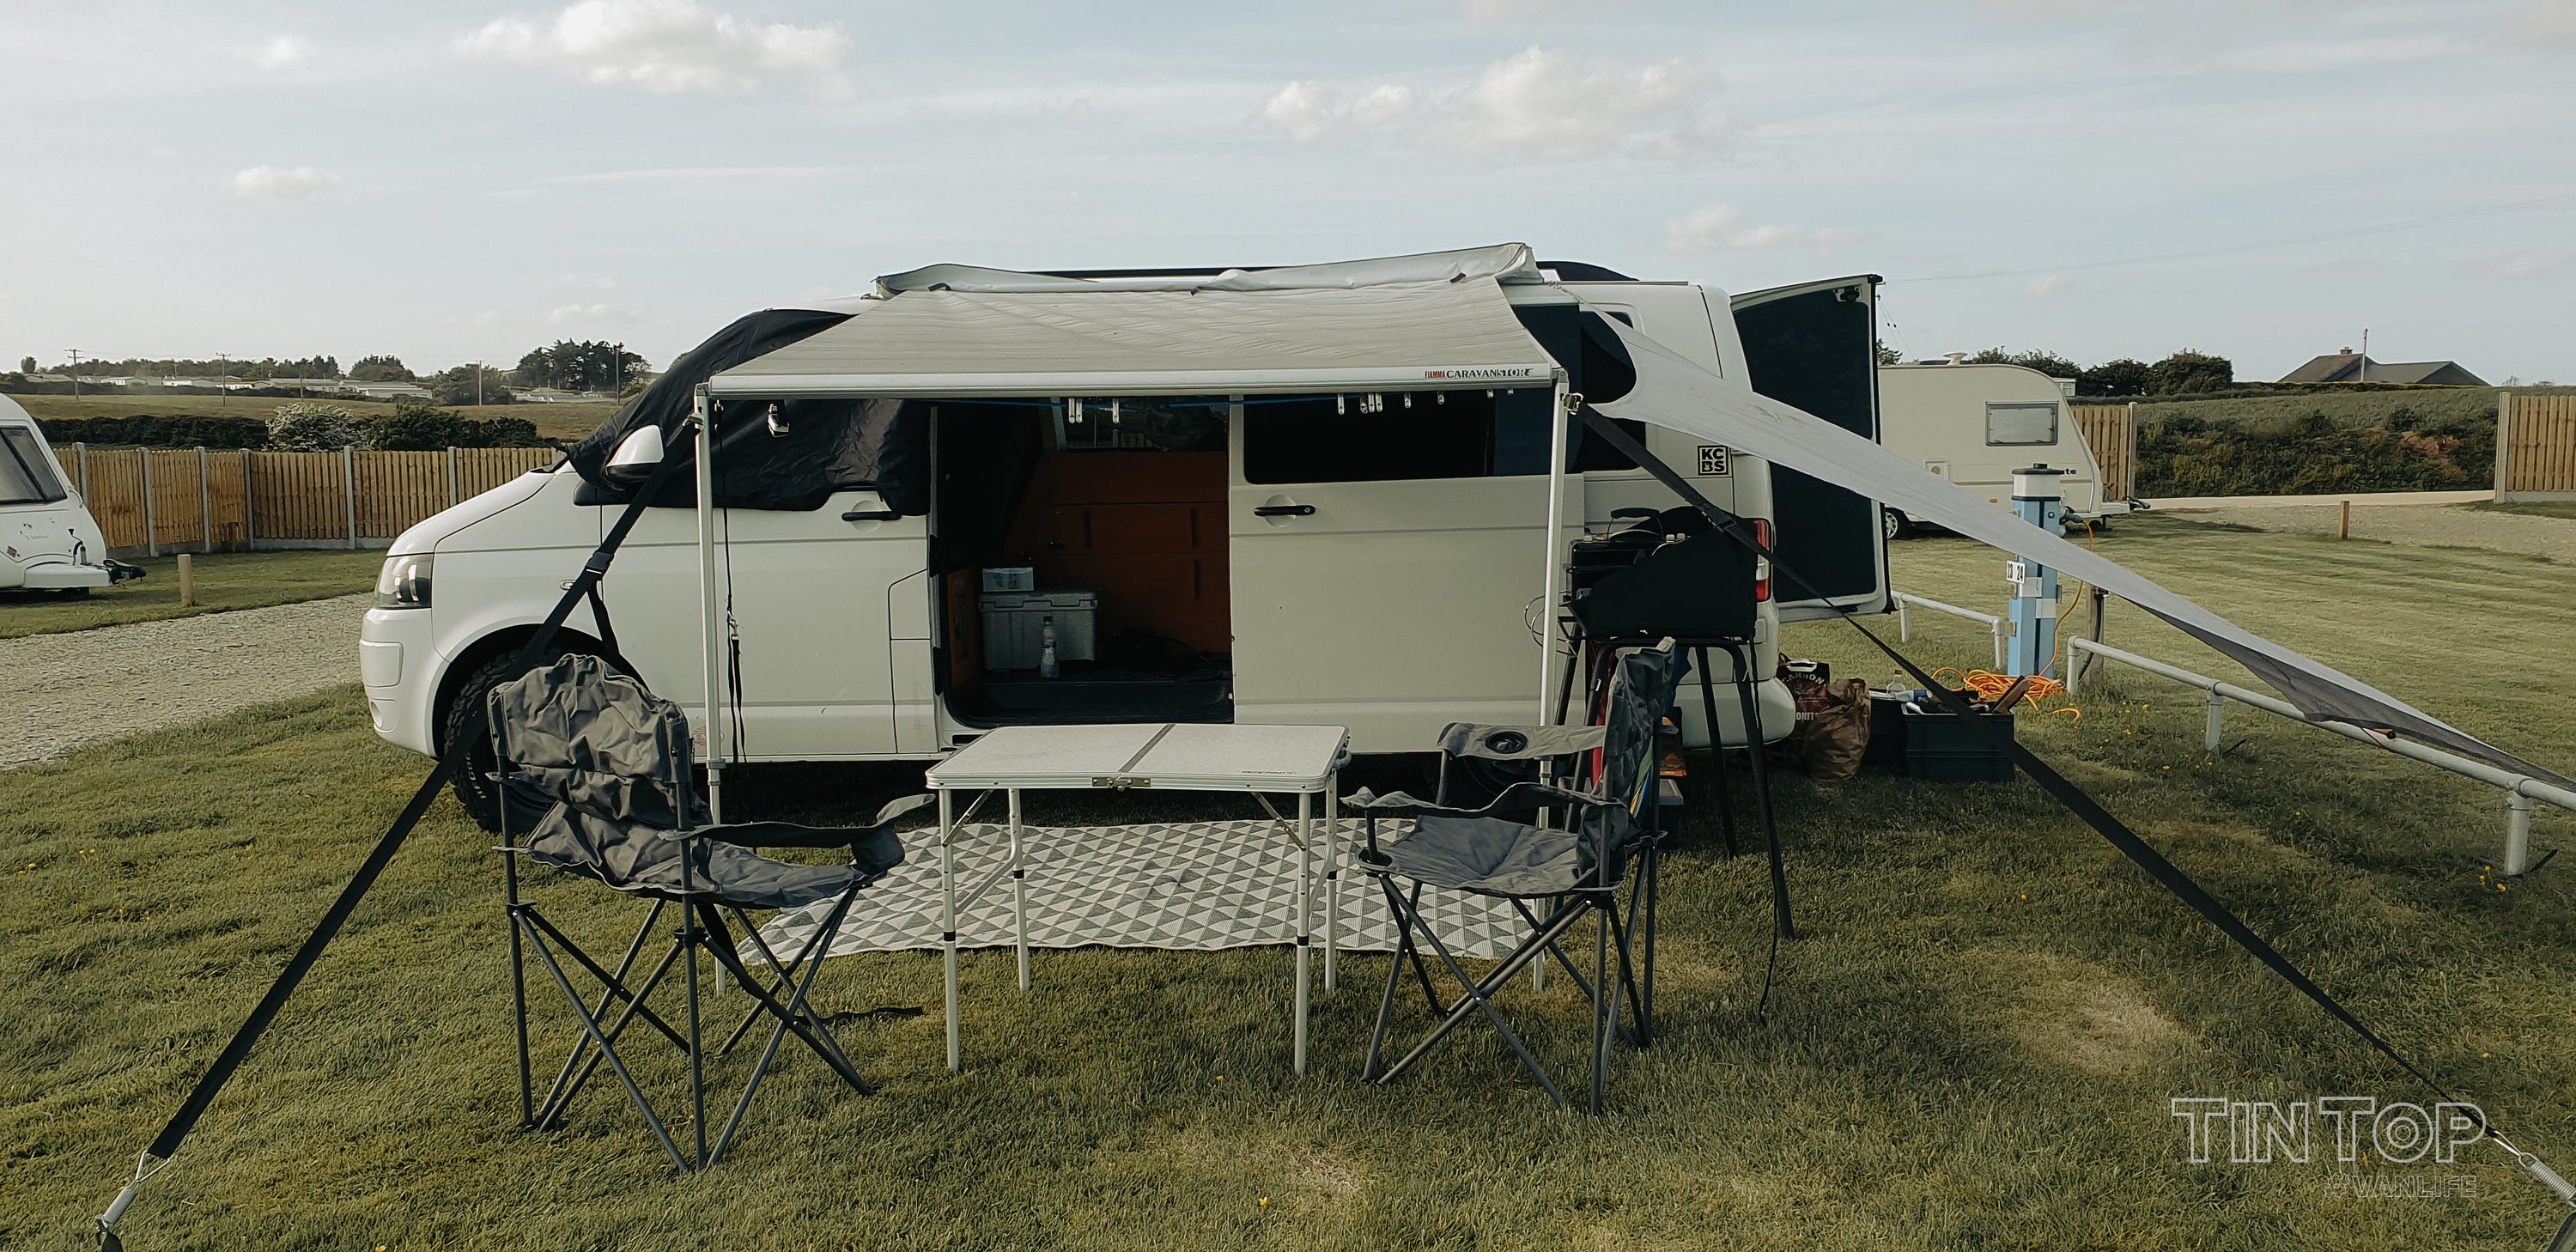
{"left": 0, "top": 550, "right": 386, "bottom": 638}
{"left": 3, "top": 515, "right": 2573, "bottom": 1249}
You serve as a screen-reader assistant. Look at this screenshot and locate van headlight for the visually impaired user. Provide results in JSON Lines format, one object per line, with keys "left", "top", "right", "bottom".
{"left": 374, "top": 553, "right": 433, "bottom": 609}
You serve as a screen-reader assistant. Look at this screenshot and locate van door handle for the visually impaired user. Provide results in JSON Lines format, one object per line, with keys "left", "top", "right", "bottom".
{"left": 1252, "top": 504, "right": 1315, "bottom": 518}
{"left": 841, "top": 508, "right": 902, "bottom": 521}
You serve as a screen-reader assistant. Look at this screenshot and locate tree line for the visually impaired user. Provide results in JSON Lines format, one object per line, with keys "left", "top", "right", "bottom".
{"left": 1879, "top": 345, "right": 2236, "bottom": 397}
{"left": 15, "top": 339, "right": 653, "bottom": 407}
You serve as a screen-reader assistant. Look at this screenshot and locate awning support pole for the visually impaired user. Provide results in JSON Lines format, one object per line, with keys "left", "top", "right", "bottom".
{"left": 695, "top": 386, "right": 726, "bottom": 824}
{"left": 1540, "top": 380, "right": 1572, "bottom": 724}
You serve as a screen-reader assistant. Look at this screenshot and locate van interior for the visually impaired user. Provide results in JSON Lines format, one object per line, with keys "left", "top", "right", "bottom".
{"left": 932, "top": 398, "right": 1236, "bottom": 726}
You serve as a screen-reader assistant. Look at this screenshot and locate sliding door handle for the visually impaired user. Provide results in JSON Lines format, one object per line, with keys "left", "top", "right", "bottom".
{"left": 1251, "top": 504, "right": 1315, "bottom": 518}
{"left": 841, "top": 508, "right": 902, "bottom": 522}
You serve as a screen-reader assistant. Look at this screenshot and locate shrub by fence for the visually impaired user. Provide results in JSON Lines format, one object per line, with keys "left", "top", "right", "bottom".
{"left": 49, "top": 445, "right": 559, "bottom": 556}
{"left": 34, "top": 410, "right": 547, "bottom": 452}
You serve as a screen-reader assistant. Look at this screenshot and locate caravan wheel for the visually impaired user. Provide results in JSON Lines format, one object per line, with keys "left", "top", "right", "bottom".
{"left": 1881, "top": 507, "right": 1911, "bottom": 541}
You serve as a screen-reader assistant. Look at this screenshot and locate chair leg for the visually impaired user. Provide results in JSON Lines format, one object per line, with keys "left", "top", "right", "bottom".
{"left": 519, "top": 917, "right": 690, "bottom": 1171}
{"left": 698, "top": 895, "right": 873, "bottom": 1096}
{"left": 1696, "top": 646, "right": 1740, "bottom": 860}
{"left": 1364, "top": 877, "right": 1413, "bottom": 1083}
{"left": 534, "top": 933, "right": 686, "bottom": 1133}
{"left": 683, "top": 900, "right": 708, "bottom": 1169}
{"left": 707, "top": 886, "right": 870, "bottom": 1166}
{"left": 1373, "top": 894, "right": 1584, "bottom": 1108}
{"left": 718, "top": 903, "right": 854, "bottom": 1077}
{"left": 1592, "top": 896, "right": 1613, "bottom": 1116}
{"left": 520, "top": 907, "right": 690, "bottom": 1051}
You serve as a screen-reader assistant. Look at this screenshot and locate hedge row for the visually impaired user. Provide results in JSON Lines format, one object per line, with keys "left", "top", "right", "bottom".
{"left": 35, "top": 410, "right": 548, "bottom": 452}
{"left": 2136, "top": 411, "right": 2494, "bottom": 496}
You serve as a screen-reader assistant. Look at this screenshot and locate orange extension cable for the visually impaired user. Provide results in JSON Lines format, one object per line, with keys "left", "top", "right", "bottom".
{"left": 1932, "top": 666, "right": 2084, "bottom": 720}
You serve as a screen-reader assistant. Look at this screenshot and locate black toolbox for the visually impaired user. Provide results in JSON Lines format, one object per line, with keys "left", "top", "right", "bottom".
{"left": 1899, "top": 701, "right": 2018, "bottom": 783}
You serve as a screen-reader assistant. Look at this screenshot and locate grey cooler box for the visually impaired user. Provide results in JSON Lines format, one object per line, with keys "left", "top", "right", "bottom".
{"left": 981, "top": 590, "right": 1098, "bottom": 670}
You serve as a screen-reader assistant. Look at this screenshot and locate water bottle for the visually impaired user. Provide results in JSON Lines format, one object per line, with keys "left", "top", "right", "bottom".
{"left": 1038, "top": 615, "right": 1059, "bottom": 679}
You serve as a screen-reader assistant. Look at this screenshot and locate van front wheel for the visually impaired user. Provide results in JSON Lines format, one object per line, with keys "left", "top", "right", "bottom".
{"left": 440, "top": 645, "right": 579, "bottom": 832}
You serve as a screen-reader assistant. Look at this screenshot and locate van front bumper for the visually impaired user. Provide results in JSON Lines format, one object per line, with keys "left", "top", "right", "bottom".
{"left": 361, "top": 606, "right": 439, "bottom": 756}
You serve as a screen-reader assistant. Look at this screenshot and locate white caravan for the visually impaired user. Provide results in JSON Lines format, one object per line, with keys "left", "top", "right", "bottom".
{"left": 357, "top": 248, "right": 1891, "bottom": 824}
{"left": 0, "top": 396, "right": 132, "bottom": 592}
{"left": 1875, "top": 361, "right": 2131, "bottom": 538}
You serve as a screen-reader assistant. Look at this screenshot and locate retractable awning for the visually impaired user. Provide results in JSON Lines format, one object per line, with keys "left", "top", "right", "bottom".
{"left": 1585, "top": 308, "right": 2571, "bottom": 788}
{"left": 707, "top": 279, "right": 1559, "bottom": 399}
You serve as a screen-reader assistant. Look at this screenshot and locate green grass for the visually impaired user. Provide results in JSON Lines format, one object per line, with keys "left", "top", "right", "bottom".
{"left": 2475, "top": 500, "right": 2576, "bottom": 521}
{"left": 0, "top": 550, "right": 386, "bottom": 638}
{"left": 6, "top": 517, "right": 2576, "bottom": 1248}
{"left": 5, "top": 392, "right": 619, "bottom": 442}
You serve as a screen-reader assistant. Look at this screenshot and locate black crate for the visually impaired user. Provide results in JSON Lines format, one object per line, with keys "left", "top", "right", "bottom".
{"left": 1863, "top": 692, "right": 1911, "bottom": 772}
{"left": 1901, "top": 702, "right": 2018, "bottom": 783}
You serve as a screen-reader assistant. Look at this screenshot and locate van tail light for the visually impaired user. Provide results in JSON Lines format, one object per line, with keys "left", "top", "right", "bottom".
{"left": 1752, "top": 518, "right": 1772, "bottom": 602}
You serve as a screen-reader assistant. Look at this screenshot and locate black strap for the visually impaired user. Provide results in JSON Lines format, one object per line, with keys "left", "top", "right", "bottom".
{"left": 141, "top": 447, "right": 691, "bottom": 1164}
{"left": 586, "top": 583, "right": 620, "bottom": 660}
{"left": 1580, "top": 406, "right": 2501, "bottom": 1140}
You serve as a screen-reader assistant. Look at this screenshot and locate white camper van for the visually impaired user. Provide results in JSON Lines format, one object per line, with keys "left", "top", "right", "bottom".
{"left": 357, "top": 248, "right": 1890, "bottom": 824}
{"left": 0, "top": 396, "right": 134, "bottom": 593}
{"left": 1875, "top": 361, "right": 2132, "bottom": 538}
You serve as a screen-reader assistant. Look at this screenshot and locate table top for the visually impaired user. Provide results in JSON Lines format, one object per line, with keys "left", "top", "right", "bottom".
{"left": 927, "top": 722, "right": 1349, "bottom": 793}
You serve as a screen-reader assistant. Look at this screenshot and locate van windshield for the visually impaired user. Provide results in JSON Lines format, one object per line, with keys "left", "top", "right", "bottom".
{"left": 0, "top": 426, "right": 68, "bottom": 506}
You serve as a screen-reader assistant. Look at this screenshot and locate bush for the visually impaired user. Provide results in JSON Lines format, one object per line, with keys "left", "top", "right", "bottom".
{"left": 268, "top": 403, "right": 362, "bottom": 451}
{"left": 33, "top": 415, "right": 271, "bottom": 449}
{"left": 2148, "top": 349, "right": 2233, "bottom": 396}
{"left": 2135, "top": 413, "right": 2494, "bottom": 496}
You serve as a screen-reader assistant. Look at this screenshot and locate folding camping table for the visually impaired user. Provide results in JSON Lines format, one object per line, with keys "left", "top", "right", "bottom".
{"left": 924, "top": 722, "right": 1350, "bottom": 1075}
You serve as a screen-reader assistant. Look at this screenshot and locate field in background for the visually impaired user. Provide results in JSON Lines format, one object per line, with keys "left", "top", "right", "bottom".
{"left": 0, "top": 550, "right": 385, "bottom": 638}
{"left": 6, "top": 392, "right": 619, "bottom": 443}
{"left": 4, "top": 517, "right": 2574, "bottom": 1248}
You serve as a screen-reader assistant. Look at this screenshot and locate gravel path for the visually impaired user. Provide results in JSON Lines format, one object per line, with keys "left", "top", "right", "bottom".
{"left": 2160, "top": 503, "right": 2576, "bottom": 564}
{"left": 1, "top": 593, "right": 372, "bottom": 769}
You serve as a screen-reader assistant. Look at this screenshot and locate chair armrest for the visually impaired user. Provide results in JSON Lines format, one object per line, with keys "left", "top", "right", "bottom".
{"left": 1341, "top": 781, "right": 1613, "bottom": 820}
{"left": 1431, "top": 722, "right": 1607, "bottom": 762}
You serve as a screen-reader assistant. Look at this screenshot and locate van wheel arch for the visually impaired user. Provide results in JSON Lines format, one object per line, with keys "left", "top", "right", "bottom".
{"left": 432, "top": 625, "right": 624, "bottom": 830}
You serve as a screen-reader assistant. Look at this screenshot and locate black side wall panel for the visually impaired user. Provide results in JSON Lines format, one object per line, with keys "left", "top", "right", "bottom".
{"left": 1731, "top": 283, "right": 1882, "bottom": 604}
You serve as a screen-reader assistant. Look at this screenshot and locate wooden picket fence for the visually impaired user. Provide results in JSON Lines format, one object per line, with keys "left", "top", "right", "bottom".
{"left": 2498, "top": 393, "right": 2576, "bottom": 501}
{"left": 2069, "top": 403, "right": 2138, "bottom": 501}
{"left": 49, "top": 445, "right": 558, "bottom": 556}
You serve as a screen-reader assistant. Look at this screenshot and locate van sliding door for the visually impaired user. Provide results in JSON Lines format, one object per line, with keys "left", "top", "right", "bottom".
{"left": 1729, "top": 276, "right": 1891, "bottom": 620}
{"left": 1228, "top": 391, "right": 1579, "bottom": 753}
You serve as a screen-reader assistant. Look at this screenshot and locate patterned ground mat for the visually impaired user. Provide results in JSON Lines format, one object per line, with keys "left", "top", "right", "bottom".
{"left": 756, "top": 820, "right": 1529, "bottom": 963}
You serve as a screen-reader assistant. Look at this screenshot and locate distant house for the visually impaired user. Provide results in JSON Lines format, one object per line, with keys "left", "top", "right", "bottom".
{"left": 514, "top": 386, "right": 608, "bottom": 404}
{"left": 2280, "top": 349, "right": 2488, "bottom": 386}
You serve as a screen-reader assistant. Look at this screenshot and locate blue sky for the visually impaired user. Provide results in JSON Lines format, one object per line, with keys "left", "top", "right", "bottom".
{"left": 4, "top": 0, "right": 2572, "bottom": 381}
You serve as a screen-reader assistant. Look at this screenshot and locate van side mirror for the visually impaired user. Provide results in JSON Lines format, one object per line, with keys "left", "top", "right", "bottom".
{"left": 605, "top": 426, "right": 665, "bottom": 483}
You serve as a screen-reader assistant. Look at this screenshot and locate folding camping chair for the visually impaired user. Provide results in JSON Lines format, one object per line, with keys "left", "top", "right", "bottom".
{"left": 490, "top": 654, "right": 931, "bottom": 1170}
{"left": 1346, "top": 639, "right": 1683, "bottom": 1114}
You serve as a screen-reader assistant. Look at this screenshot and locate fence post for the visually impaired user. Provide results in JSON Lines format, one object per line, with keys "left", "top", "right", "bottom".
{"left": 2494, "top": 388, "right": 2512, "bottom": 498}
{"left": 2123, "top": 402, "right": 2139, "bottom": 500}
{"left": 447, "top": 447, "right": 460, "bottom": 507}
{"left": 141, "top": 451, "right": 158, "bottom": 558}
{"left": 1897, "top": 597, "right": 1911, "bottom": 642}
{"left": 197, "top": 447, "right": 211, "bottom": 553}
{"left": 2504, "top": 792, "right": 2535, "bottom": 876}
{"left": 75, "top": 442, "right": 88, "bottom": 496}
{"left": 343, "top": 445, "right": 359, "bottom": 550}
{"left": 2204, "top": 690, "right": 2227, "bottom": 753}
{"left": 241, "top": 450, "right": 255, "bottom": 548}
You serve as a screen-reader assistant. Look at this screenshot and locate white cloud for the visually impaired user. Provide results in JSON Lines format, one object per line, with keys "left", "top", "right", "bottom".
{"left": 225, "top": 165, "right": 339, "bottom": 200}
{"left": 548, "top": 302, "right": 617, "bottom": 325}
{"left": 1260, "top": 81, "right": 1339, "bottom": 142}
{"left": 1665, "top": 204, "right": 1868, "bottom": 254}
{"left": 245, "top": 34, "right": 315, "bottom": 70}
{"left": 2026, "top": 274, "right": 2070, "bottom": 297}
{"left": 1259, "top": 48, "right": 1729, "bottom": 163}
{"left": 456, "top": 0, "right": 849, "bottom": 94}
{"left": 2513, "top": 0, "right": 2576, "bottom": 45}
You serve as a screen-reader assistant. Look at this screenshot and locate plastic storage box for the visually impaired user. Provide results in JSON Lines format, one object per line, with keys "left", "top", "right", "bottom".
{"left": 981, "top": 590, "right": 1097, "bottom": 671}
{"left": 981, "top": 567, "right": 1036, "bottom": 593}
{"left": 1899, "top": 702, "right": 2018, "bottom": 783}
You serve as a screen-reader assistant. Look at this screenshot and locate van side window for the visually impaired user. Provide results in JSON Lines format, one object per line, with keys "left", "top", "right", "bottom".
{"left": 0, "top": 428, "right": 67, "bottom": 505}
{"left": 1985, "top": 402, "right": 2058, "bottom": 447}
{"left": 1242, "top": 389, "right": 1558, "bottom": 483}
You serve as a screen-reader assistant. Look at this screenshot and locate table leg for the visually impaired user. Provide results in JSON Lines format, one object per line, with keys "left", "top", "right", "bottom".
{"left": 1295, "top": 790, "right": 1312, "bottom": 1076}
{"left": 1322, "top": 781, "right": 1340, "bottom": 993}
{"left": 939, "top": 788, "right": 960, "bottom": 1074}
{"left": 1010, "top": 788, "right": 1030, "bottom": 993}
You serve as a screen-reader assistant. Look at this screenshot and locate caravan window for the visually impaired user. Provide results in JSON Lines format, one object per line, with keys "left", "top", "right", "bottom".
{"left": 0, "top": 427, "right": 67, "bottom": 505}
{"left": 1242, "top": 389, "right": 1558, "bottom": 484}
{"left": 1984, "top": 403, "right": 2059, "bottom": 447}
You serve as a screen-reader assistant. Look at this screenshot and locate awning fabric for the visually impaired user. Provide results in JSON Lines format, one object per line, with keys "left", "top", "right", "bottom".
{"left": 1587, "top": 309, "right": 2571, "bottom": 788}
{"left": 709, "top": 278, "right": 1558, "bottom": 399}
{"left": 875, "top": 242, "right": 1547, "bottom": 295}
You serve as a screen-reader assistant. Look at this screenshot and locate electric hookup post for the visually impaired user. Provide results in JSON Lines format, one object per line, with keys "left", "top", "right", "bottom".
{"left": 2005, "top": 465, "right": 2067, "bottom": 678}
